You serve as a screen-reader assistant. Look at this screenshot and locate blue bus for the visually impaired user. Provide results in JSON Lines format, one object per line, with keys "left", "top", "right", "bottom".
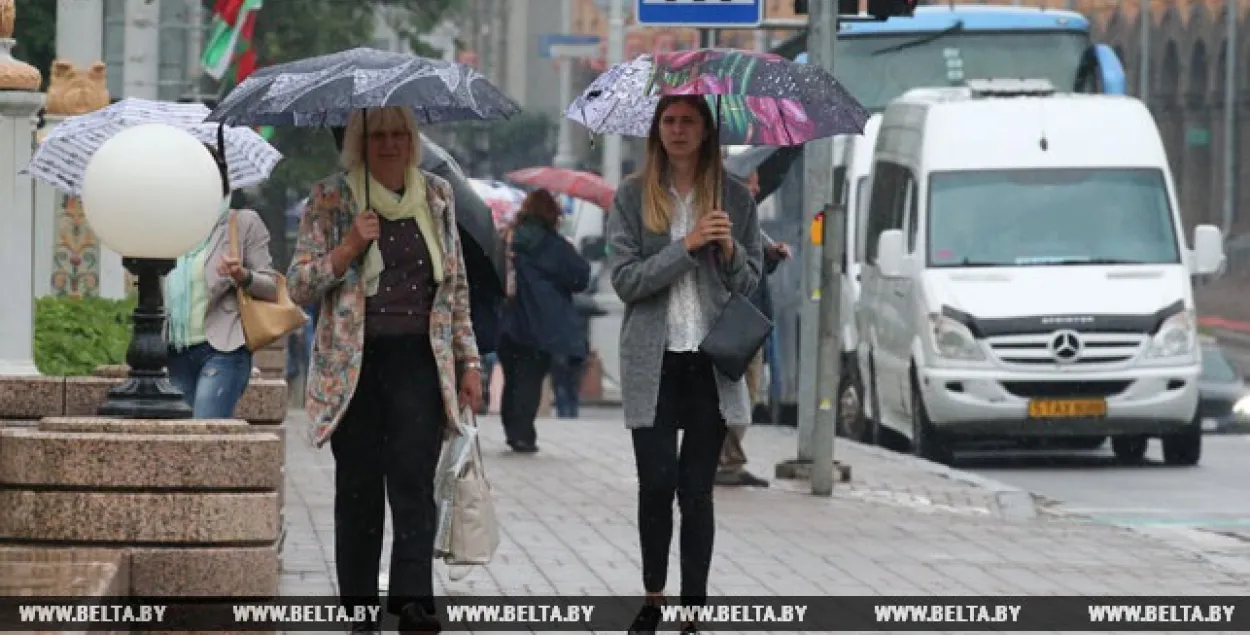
{"left": 764, "top": 4, "right": 1128, "bottom": 424}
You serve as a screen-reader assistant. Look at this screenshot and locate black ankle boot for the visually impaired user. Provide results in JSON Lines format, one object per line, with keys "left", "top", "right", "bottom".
{"left": 628, "top": 603, "right": 663, "bottom": 634}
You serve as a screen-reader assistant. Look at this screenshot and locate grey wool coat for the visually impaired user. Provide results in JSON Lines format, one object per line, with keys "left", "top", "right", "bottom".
{"left": 605, "top": 174, "right": 763, "bottom": 429}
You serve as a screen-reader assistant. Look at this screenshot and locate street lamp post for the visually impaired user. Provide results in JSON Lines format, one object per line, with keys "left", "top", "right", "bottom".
{"left": 80, "top": 123, "right": 227, "bottom": 419}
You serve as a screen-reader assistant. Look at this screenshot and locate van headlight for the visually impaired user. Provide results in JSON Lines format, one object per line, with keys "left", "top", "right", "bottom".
{"left": 1145, "top": 310, "right": 1196, "bottom": 359}
{"left": 929, "top": 313, "right": 984, "bottom": 361}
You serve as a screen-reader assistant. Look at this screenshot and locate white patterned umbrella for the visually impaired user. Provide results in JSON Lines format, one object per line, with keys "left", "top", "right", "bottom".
{"left": 24, "top": 97, "right": 282, "bottom": 196}
{"left": 564, "top": 54, "right": 656, "bottom": 138}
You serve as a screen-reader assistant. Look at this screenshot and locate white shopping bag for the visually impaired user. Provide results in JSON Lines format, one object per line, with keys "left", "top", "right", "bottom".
{"left": 434, "top": 408, "right": 499, "bottom": 575}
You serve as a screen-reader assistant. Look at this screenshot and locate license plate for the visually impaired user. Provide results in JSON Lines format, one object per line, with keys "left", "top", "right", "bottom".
{"left": 1027, "top": 398, "right": 1107, "bottom": 418}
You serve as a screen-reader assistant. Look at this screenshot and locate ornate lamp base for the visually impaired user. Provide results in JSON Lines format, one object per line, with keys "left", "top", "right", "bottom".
{"left": 97, "top": 257, "right": 193, "bottom": 419}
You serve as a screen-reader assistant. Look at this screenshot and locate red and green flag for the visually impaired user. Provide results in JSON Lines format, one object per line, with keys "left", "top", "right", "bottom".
{"left": 201, "top": 0, "right": 264, "bottom": 84}
{"left": 202, "top": 0, "right": 273, "bottom": 139}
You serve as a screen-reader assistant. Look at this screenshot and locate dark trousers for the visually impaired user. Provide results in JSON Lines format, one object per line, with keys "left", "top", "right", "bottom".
{"left": 498, "top": 335, "right": 551, "bottom": 446}
{"left": 550, "top": 355, "right": 585, "bottom": 418}
{"left": 331, "top": 335, "right": 446, "bottom": 614}
{"left": 632, "top": 351, "right": 727, "bottom": 606}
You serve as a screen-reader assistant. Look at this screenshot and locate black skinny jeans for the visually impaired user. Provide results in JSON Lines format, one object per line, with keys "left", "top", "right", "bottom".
{"left": 632, "top": 351, "right": 727, "bottom": 606}
{"left": 331, "top": 335, "right": 446, "bottom": 615}
{"left": 498, "top": 334, "right": 551, "bottom": 446}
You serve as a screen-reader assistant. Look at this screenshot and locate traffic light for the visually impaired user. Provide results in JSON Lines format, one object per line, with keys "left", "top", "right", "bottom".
{"left": 867, "top": 0, "right": 917, "bottom": 19}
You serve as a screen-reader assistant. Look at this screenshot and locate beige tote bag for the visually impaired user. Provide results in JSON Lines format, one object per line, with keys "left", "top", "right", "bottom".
{"left": 444, "top": 410, "right": 499, "bottom": 566}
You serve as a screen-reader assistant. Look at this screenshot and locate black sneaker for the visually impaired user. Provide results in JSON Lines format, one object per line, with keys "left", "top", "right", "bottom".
{"left": 397, "top": 603, "right": 441, "bottom": 634}
{"left": 627, "top": 604, "right": 662, "bottom": 634}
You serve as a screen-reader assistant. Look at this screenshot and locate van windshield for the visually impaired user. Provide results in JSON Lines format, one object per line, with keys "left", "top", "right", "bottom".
{"left": 926, "top": 168, "right": 1181, "bottom": 268}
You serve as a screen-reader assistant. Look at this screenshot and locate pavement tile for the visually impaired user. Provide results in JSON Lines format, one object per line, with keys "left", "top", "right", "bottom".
{"left": 279, "top": 405, "right": 1250, "bottom": 634}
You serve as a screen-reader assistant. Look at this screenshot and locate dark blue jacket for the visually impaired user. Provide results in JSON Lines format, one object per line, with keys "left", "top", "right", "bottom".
{"left": 500, "top": 219, "right": 592, "bottom": 358}
{"left": 750, "top": 237, "right": 785, "bottom": 320}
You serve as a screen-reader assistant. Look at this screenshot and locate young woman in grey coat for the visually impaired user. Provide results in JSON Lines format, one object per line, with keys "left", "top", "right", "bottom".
{"left": 605, "top": 95, "right": 763, "bottom": 634}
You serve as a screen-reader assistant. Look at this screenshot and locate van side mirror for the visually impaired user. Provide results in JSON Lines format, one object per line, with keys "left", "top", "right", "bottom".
{"left": 580, "top": 236, "right": 607, "bottom": 262}
{"left": 1192, "top": 224, "right": 1224, "bottom": 276}
{"left": 876, "top": 229, "right": 906, "bottom": 278}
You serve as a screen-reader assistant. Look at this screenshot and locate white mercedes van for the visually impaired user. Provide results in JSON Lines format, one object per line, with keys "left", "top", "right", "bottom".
{"left": 856, "top": 79, "right": 1225, "bottom": 466}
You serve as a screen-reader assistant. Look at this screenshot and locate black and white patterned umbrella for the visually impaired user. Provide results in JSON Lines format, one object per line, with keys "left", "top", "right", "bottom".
{"left": 206, "top": 47, "right": 521, "bottom": 128}
{"left": 24, "top": 97, "right": 281, "bottom": 196}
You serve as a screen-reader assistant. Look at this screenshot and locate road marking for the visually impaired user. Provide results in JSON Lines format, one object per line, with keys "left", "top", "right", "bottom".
{"left": 1079, "top": 516, "right": 1250, "bottom": 528}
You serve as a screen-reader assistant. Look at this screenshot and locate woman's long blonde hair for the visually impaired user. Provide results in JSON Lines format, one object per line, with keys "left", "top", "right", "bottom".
{"left": 639, "top": 95, "right": 723, "bottom": 233}
{"left": 339, "top": 107, "right": 423, "bottom": 171}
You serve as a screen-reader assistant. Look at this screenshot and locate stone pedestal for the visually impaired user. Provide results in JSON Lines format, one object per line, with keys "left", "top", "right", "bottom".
{"left": 0, "top": 418, "right": 283, "bottom": 597}
{"left": 0, "top": 90, "right": 46, "bottom": 376}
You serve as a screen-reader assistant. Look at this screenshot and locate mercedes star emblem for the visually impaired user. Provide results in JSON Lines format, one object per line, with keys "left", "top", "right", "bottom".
{"left": 1048, "top": 330, "right": 1082, "bottom": 363}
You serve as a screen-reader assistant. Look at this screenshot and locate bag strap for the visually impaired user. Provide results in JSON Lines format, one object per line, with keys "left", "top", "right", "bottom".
{"left": 459, "top": 407, "right": 489, "bottom": 481}
{"left": 228, "top": 210, "right": 241, "bottom": 260}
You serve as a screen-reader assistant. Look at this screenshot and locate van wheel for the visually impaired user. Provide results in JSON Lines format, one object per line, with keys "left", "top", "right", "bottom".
{"left": 837, "top": 367, "right": 869, "bottom": 442}
{"left": 1111, "top": 436, "right": 1148, "bottom": 464}
{"left": 1161, "top": 420, "right": 1202, "bottom": 466}
{"left": 910, "top": 381, "right": 953, "bottom": 465}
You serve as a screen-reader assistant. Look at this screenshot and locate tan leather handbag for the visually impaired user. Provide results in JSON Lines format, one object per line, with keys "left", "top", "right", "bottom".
{"left": 229, "top": 212, "right": 308, "bottom": 352}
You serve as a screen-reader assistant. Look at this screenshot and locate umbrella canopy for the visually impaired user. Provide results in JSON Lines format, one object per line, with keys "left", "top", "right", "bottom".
{"left": 724, "top": 145, "right": 803, "bottom": 203}
{"left": 24, "top": 97, "right": 282, "bottom": 196}
{"left": 208, "top": 47, "right": 520, "bottom": 128}
{"left": 567, "top": 49, "right": 869, "bottom": 145}
{"left": 504, "top": 167, "right": 616, "bottom": 211}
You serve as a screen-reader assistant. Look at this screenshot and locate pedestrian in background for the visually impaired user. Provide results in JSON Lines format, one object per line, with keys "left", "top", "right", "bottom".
{"left": 166, "top": 143, "right": 279, "bottom": 418}
{"left": 716, "top": 170, "right": 792, "bottom": 487}
{"left": 498, "top": 188, "right": 591, "bottom": 452}
{"left": 288, "top": 106, "right": 483, "bottom": 634}
{"left": 606, "top": 95, "right": 762, "bottom": 634}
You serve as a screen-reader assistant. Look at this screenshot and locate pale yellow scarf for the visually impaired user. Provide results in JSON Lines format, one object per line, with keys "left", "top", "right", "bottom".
{"left": 346, "top": 165, "right": 445, "bottom": 297}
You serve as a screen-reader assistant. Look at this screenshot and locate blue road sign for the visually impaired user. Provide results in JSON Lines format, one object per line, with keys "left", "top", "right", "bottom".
{"left": 635, "top": 0, "right": 764, "bottom": 28}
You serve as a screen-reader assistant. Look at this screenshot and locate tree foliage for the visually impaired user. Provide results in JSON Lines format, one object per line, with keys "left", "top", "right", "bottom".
{"left": 12, "top": 0, "right": 55, "bottom": 90}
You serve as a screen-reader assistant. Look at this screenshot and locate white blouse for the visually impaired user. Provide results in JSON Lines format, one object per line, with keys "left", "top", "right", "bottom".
{"left": 665, "top": 188, "right": 709, "bottom": 352}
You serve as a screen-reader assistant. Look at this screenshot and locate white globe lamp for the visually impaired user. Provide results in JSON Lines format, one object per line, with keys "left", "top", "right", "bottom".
{"left": 81, "top": 123, "right": 224, "bottom": 258}
{"left": 80, "top": 123, "right": 226, "bottom": 420}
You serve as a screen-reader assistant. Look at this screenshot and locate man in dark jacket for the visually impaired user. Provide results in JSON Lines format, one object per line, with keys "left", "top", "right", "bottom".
{"left": 717, "top": 171, "right": 792, "bottom": 487}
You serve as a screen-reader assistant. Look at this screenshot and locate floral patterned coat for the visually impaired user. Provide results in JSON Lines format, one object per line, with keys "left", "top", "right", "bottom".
{"left": 288, "top": 170, "right": 480, "bottom": 448}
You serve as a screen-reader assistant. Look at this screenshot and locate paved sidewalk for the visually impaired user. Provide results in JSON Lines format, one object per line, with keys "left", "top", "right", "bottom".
{"left": 279, "top": 406, "right": 1250, "bottom": 633}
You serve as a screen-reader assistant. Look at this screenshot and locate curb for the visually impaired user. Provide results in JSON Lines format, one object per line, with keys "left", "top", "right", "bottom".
{"left": 839, "top": 438, "right": 1040, "bottom": 522}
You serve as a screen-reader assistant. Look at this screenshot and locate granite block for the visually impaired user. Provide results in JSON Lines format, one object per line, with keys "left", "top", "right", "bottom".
{"left": 0, "top": 546, "right": 128, "bottom": 598}
{"left": 128, "top": 544, "right": 280, "bottom": 596}
{"left": 0, "top": 426, "right": 282, "bottom": 490}
{"left": 0, "top": 490, "right": 280, "bottom": 544}
{"left": 0, "top": 376, "right": 64, "bottom": 420}
{"left": 66, "top": 375, "right": 288, "bottom": 424}
{"left": 235, "top": 379, "right": 287, "bottom": 423}
{"left": 62, "top": 376, "right": 116, "bottom": 417}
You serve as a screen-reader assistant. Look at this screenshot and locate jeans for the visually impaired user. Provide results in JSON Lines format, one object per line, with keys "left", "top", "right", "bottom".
{"left": 167, "top": 342, "right": 253, "bottom": 418}
{"left": 498, "top": 335, "right": 551, "bottom": 447}
{"left": 632, "top": 351, "right": 726, "bottom": 606}
{"left": 550, "top": 355, "right": 584, "bottom": 418}
{"left": 332, "top": 335, "right": 445, "bottom": 615}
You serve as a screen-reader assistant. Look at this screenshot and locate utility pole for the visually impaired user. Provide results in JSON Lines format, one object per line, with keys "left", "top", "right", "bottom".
{"left": 1138, "top": 0, "right": 1150, "bottom": 104}
{"left": 602, "top": 0, "right": 626, "bottom": 186}
{"left": 1221, "top": 0, "right": 1237, "bottom": 236}
{"left": 553, "top": 0, "right": 577, "bottom": 169}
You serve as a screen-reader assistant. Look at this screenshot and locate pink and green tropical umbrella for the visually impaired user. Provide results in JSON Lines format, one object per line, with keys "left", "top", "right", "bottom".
{"left": 567, "top": 48, "right": 869, "bottom": 146}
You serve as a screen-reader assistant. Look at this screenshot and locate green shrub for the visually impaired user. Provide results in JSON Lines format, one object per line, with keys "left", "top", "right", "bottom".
{"left": 34, "top": 296, "right": 135, "bottom": 376}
